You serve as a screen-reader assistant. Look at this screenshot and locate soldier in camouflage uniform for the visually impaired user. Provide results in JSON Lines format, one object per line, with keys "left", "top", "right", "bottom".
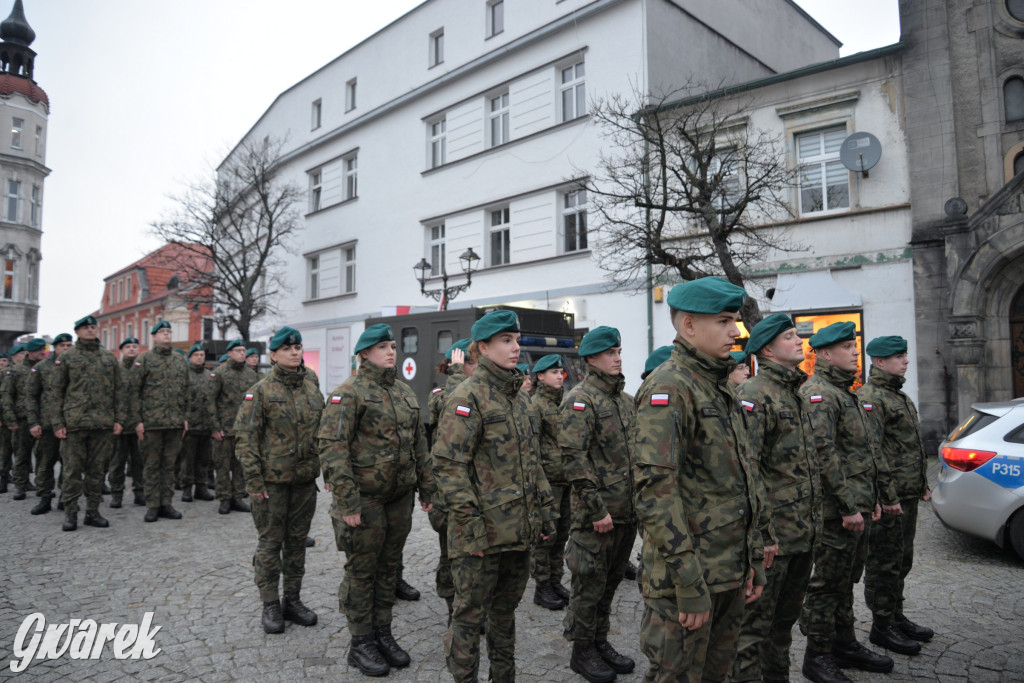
{"left": 180, "top": 343, "right": 215, "bottom": 503}
{"left": 0, "top": 351, "right": 11, "bottom": 493}
{"left": 4, "top": 338, "right": 47, "bottom": 499}
{"left": 235, "top": 326, "right": 323, "bottom": 635}
{"left": 559, "top": 328, "right": 637, "bottom": 682}
{"left": 25, "top": 333, "right": 73, "bottom": 514}
{"left": 109, "top": 337, "right": 144, "bottom": 507}
{"left": 729, "top": 314, "right": 821, "bottom": 683}
{"left": 245, "top": 346, "right": 261, "bottom": 372}
{"left": 798, "top": 321, "right": 900, "bottom": 683}
{"left": 633, "top": 277, "right": 767, "bottom": 683}
{"left": 208, "top": 339, "right": 259, "bottom": 513}
{"left": 859, "top": 336, "right": 935, "bottom": 650}
{"left": 132, "top": 320, "right": 190, "bottom": 523}
{"left": 318, "top": 324, "right": 436, "bottom": 677}
{"left": 433, "top": 310, "right": 556, "bottom": 683}
{"left": 48, "top": 316, "right": 126, "bottom": 531}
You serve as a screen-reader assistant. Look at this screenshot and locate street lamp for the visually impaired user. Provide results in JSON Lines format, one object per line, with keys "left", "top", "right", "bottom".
{"left": 413, "top": 247, "right": 481, "bottom": 310}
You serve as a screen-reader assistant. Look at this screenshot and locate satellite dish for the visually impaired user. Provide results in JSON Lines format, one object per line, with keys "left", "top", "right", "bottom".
{"left": 839, "top": 131, "right": 882, "bottom": 177}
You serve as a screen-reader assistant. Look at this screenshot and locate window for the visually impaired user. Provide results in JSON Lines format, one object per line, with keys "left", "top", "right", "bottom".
{"left": 112, "top": 325, "right": 118, "bottom": 349}
{"left": 127, "top": 322, "right": 133, "bottom": 339}
{"left": 108, "top": 282, "right": 115, "bottom": 306}
{"left": 346, "top": 78, "right": 357, "bottom": 111}
{"left": 308, "top": 254, "right": 319, "bottom": 299}
{"left": 429, "top": 118, "right": 447, "bottom": 168}
{"left": 311, "top": 99, "right": 322, "bottom": 130}
{"left": 429, "top": 223, "right": 445, "bottom": 276}
{"left": 1010, "top": 0, "right": 1024, "bottom": 21}
{"left": 118, "top": 279, "right": 124, "bottom": 304}
{"left": 1016, "top": 152, "right": 1024, "bottom": 177}
{"left": 797, "top": 128, "right": 849, "bottom": 215}
{"left": 437, "top": 330, "right": 454, "bottom": 353}
{"left": 560, "top": 62, "right": 586, "bottom": 122}
{"left": 1005, "top": 77, "right": 1024, "bottom": 122}
{"left": 487, "top": 0, "right": 504, "bottom": 37}
{"left": 125, "top": 276, "right": 131, "bottom": 302}
{"left": 26, "top": 260, "right": 35, "bottom": 302}
{"left": 344, "top": 154, "right": 358, "bottom": 200}
{"left": 29, "top": 185, "right": 39, "bottom": 227}
{"left": 102, "top": 329, "right": 109, "bottom": 349}
{"left": 6, "top": 180, "right": 18, "bottom": 222}
{"left": 489, "top": 92, "right": 509, "bottom": 147}
{"left": 401, "top": 327, "right": 418, "bottom": 354}
{"left": 430, "top": 29, "right": 445, "bottom": 67}
{"left": 344, "top": 245, "right": 356, "bottom": 293}
{"left": 33, "top": 125, "right": 41, "bottom": 156}
{"left": 310, "top": 170, "right": 322, "bottom": 211}
{"left": 562, "top": 189, "right": 588, "bottom": 252}
{"left": 489, "top": 207, "right": 511, "bottom": 266}
{"left": 3, "top": 259, "right": 13, "bottom": 299}
{"left": 10, "top": 117, "right": 22, "bottom": 149}
{"left": 142, "top": 319, "right": 149, "bottom": 346}
{"left": 202, "top": 318, "right": 213, "bottom": 340}
{"left": 710, "top": 151, "right": 741, "bottom": 217}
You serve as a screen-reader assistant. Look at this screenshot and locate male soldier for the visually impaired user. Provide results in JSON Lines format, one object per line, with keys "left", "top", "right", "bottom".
{"left": 859, "top": 336, "right": 935, "bottom": 651}
{"left": 109, "top": 337, "right": 143, "bottom": 507}
{"left": 246, "top": 347, "right": 261, "bottom": 372}
{"left": 560, "top": 327, "right": 636, "bottom": 682}
{"left": 731, "top": 314, "right": 820, "bottom": 683}
{"left": 0, "top": 350, "right": 10, "bottom": 493}
{"left": 26, "top": 333, "right": 74, "bottom": 514}
{"left": 799, "top": 322, "right": 899, "bottom": 683}
{"left": 181, "top": 343, "right": 215, "bottom": 503}
{"left": 207, "top": 339, "right": 258, "bottom": 514}
{"left": 48, "top": 316, "right": 125, "bottom": 531}
{"left": 4, "top": 338, "right": 48, "bottom": 500}
{"left": 633, "top": 277, "right": 766, "bottom": 682}
{"left": 133, "top": 320, "right": 189, "bottom": 522}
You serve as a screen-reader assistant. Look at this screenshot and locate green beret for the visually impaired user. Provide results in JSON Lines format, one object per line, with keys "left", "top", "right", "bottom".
{"left": 25, "top": 338, "right": 46, "bottom": 352}
{"left": 151, "top": 320, "right": 171, "bottom": 335}
{"left": 809, "top": 321, "right": 857, "bottom": 350}
{"left": 355, "top": 323, "right": 395, "bottom": 353}
{"left": 269, "top": 326, "right": 303, "bottom": 351}
{"left": 516, "top": 363, "right": 531, "bottom": 374}
{"left": 532, "top": 354, "right": 563, "bottom": 374}
{"left": 225, "top": 339, "right": 245, "bottom": 352}
{"left": 0, "top": 352, "right": 7, "bottom": 359}
{"left": 53, "top": 333, "right": 73, "bottom": 344}
{"left": 866, "top": 335, "right": 907, "bottom": 358}
{"left": 218, "top": 354, "right": 228, "bottom": 363}
{"left": 471, "top": 310, "right": 519, "bottom": 342}
{"left": 119, "top": 336, "right": 139, "bottom": 349}
{"left": 187, "top": 343, "right": 205, "bottom": 358}
{"left": 644, "top": 346, "right": 673, "bottom": 375}
{"left": 246, "top": 347, "right": 258, "bottom": 357}
{"left": 173, "top": 348, "right": 185, "bottom": 356}
{"left": 9, "top": 344, "right": 24, "bottom": 355}
{"left": 667, "top": 276, "right": 746, "bottom": 313}
{"left": 729, "top": 350, "right": 748, "bottom": 364}
{"left": 74, "top": 315, "right": 97, "bottom": 330}
{"left": 444, "top": 338, "right": 471, "bottom": 361}
{"left": 579, "top": 326, "right": 621, "bottom": 358}
{"left": 746, "top": 313, "right": 795, "bottom": 355}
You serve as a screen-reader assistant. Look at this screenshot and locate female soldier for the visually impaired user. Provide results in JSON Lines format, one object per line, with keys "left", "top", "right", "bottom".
{"left": 234, "top": 326, "right": 323, "bottom": 635}
{"left": 433, "top": 310, "right": 556, "bottom": 683}
{"left": 318, "top": 323, "right": 435, "bottom": 678}
{"left": 729, "top": 349, "right": 751, "bottom": 387}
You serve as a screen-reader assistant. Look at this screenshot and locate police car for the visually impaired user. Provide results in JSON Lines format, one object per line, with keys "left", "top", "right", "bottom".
{"left": 933, "top": 399, "right": 1024, "bottom": 559}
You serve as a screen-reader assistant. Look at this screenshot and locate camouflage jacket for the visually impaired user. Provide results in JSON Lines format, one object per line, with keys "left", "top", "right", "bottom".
{"left": 318, "top": 360, "right": 435, "bottom": 517}
{"left": 801, "top": 360, "right": 897, "bottom": 520}
{"left": 2, "top": 358, "right": 39, "bottom": 425}
{"left": 633, "top": 337, "right": 766, "bottom": 615}
{"left": 428, "top": 363, "right": 465, "bottom": 429}
{"left": 207, "top": 360, "right": 259, "bottom": 435}
{"left": 234, "top": 363, "right": 324, "bottom": 492}
{"left": 131, "top": 345, "right": 189, "bottom": 430}
{"left": 47, "top": 339, "right": 126, "bottom": 432}
{"left": 560, "top": 368, "right": 635, "bottom": 529}
{"left": 119, "top": 355, "right": 138, "bottom": 428}
{"left": 531, "top": 383, "right": 565, "bottom": 486}
{"left": 27, "top": 355, "right": 61, "bottom": 428}
{"left": 857, "top": 365, "right": 929, "bottom": 500}
{"left": 737, "top": 359, "right": 822, "bottom": 556}
{"left": 433, "top": 356, "right": 555, "bottom": 558}
{"left": 186, "top": 363, "right": 214, "bottom": 434}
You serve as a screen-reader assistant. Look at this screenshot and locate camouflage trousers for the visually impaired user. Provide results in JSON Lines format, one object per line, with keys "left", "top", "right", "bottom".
{"left": 332, "top": 491, "right": 414, "bottom": 636}
{"left": 61, "top": 429, "right": 113, "bottom": 514}
{"left": 251, "top": 480, "right": 316, "bottom": 602}
{"left": 141, "top": 428, "right": 183, "bottom": 508}
{"left": 34, "top": 428, "right": 62, "bottom": 500}
{"left": 214, "top": 435, "right": 245, "bottom": 501}
{"left": 11, "top": 420, "right": 33, "bottom": 488}
{"left": 563, "top": 523, "right": 635, "bottom": 644}
{"left": 179, "top": 432, "right": 212, "bottom": 488}
{"left": 865, "top": 498, "right": 919, "bottom": 626}
{"left": 530, "top": 483, "right": 571, "bottom": 587}
{"left": 800, "top": 517, "right": 871, "bottom": 653}
{"left": 0, "top": 426, "right": 11, "bottom": 477}
{"left": 446, "top": 549, "right": 530, "bottom": 683}
{"left": 640, "top": 586, "right": 745, "bottom": 683}
{"left": 428, "top": 504, "right": 454, "bottom": 602}
{"left": 108, "top": 433, "right": 142, "bottom": 495}
{"left": 732, "top": 551, "right": 814, "bottom": 681}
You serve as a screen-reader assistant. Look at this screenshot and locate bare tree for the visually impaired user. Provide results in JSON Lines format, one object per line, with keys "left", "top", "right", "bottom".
{"left": 580, "top": 84, "right": 800, "bottom": 326}
{"left": 151, "top": 135, "right": 301, "bottom": 340}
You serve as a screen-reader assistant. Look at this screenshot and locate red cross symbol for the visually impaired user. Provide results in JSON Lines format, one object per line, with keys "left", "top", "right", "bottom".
{"left": 405, "top": 361, "right": 414, "bottom": 375}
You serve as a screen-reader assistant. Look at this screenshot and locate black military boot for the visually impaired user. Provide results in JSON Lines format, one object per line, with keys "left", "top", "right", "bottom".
{"left": 12, "top": 486, "right": 26, "bottom": 500}
{"left": 158, "top": 504, "right": 182, "bottom": 519}
{"left": 261, "top": 600, "right": 285, "bottom": 634}
{"left": 570, "top": 642, "right": 617, "bottom": 683}
{"left": 218, "top": 499, "right": 231, "bottom": 514}
{"left": 831, "top": 639, "right": 894, "bottom": 672}
{"left": 374, "top": 623, "right": 411, "bottom": 668}
{"left": 57, "top": 499, "right": 64, "bottom": 510}
{"left": 595, "top": 640, "right": 635, "bottom": 674}
{"left": 144, "top": 507, "right": 159, "bottom": 523}
{"left": 30, "top": 497, "right": 52, "bottom": 515}
{"left": 551, "top": 580, "right": 570, "bottom": 602}
{"left": 869, "top": 623, "right": 922, "bottom": 655}
{"left": 305, "top": 536, "right": 315, "bottom": 547}
{"left": 282, "top": 593, "right": 317, "bottom": 626}
{"left": 895, "top": 614, "right": 934, "bottom": 642}
{"left": 0, "top": 474, "right": 8, "bottom": 493}
{"left": 109, "top": 492, "right": 123, "bottom": 508}
{"left": 83, "top": 510, "right": 110, "bottom": 528}
{"left": 25, "top": 480, "right": 36, "bottom": 491}
{"left": 62, "top": 510, "right": 78, "bottom": 532}
{"left": 180, "top": 486, "right": 193, "bottom": 502}
{"left": 802, "top": 652, "right": 852, "bottom": 683}
{"left": 347, "top": 634, "right": 390, "bottom": 677}
{"left": 193, "top": 484, "right": 215, "bottom": 501}
{"left": 395, "top": 577, "right": 420, "bottom": 601}
{"left": 533, "top": 582, "right": 565, "bottom": 610}
{"left": 229, "top": 498, "right": 250, "bottom": 513}
{"left": 133, "top": 493, "right": 146, "bottom": 506}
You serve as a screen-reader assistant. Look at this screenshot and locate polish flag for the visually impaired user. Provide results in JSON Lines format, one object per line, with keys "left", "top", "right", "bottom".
{"left": 331, "top": 396, "right": 342, "bottom": 404}
{"left": 741, "top": 400, "right": 754, "bottom": 411}
{"left": 456, "top": 405, "right": 471, "bottom": 417}
{"left": 244, "top": 393, "right": 254, "bottom": 401}
{"left": 810, "top": 395, "right": 823, "bottom": 403}
{"left": 650, "top": 394, "right": 669, "bottom": 406}
{"left": 572, "top": 402, "right": 586, "bottom": 411}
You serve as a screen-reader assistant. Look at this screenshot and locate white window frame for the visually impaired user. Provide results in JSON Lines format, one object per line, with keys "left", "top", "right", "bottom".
{"left": 26, "top": 259, "right": 35, "bottom": 302}
{"left": 125, "top": 275, "right": 131, "bottom": 302}
{"left": 489, "top": 91, "right": 509, "bottom": 147}
{"left": 343, "top": 244, "right": 356, "bottom": 294}
{"left": 308, "top": 254, "right": 319, "bottom": 299}
{"left": 430, "top": 28, "right": 445, "bottom": 67}
{"left": 102, "top": 329, "right": 109, "bottom": 349}
{"left": 489, "top": 206, "right": 511, "bottom": 266}
{"left": 142, "top": 318, "right": 150, "bottom": 346}
{"left": 127, "top": 321, "right": 133, "bottom": 339}
{"left": 562, "top": 189, "right": 588, "bottom": 253}
{"left": 29, "top": 185, "right": 39, "bottom": 227}
{"left": 344, "top": 154, "right": 358, "bottom": 200}
{"left": 428, "top": 223, "right": 446, "bottom": 277}
{"left": 346, "top": 78, "right": 357, "bottom": 112}
{"left": 559, "top": 61, "right": 586, "bottom": 122}
{"left": 796, "top": 127, "right": 850, "bottom": 217}
{"left": 11, "top": 117, "right": 22, "bottom": 150}
{"left": 311, "top": 99, "right": 322, "bottom": 130}
{"left": 6, "top": 180, "right": 18, "bottom": 223}
{"left": 429, "top": 117, "right": 447, "bottom": 168}
{"left": 487, "top": 0, "right": 504, "bottom": 37}
{"left": 118, "top": 279, "right": 124, "bottom": 304}
{"left": 310, "top": 169, "right": 322, "bottom": 211}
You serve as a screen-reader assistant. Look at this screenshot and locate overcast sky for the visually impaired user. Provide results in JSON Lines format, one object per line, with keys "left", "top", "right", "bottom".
{"left": 25, "top": 0, "right": 900, "bottom": 336}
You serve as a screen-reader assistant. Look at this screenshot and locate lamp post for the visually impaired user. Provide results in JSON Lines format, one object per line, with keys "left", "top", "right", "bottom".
{"left": 413, "top": 247, "right": 481, "bottom": 310}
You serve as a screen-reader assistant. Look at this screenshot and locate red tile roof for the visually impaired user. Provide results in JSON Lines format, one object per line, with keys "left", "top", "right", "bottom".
{"left": 0, "top": 73, "right": 47, "bottom": 109}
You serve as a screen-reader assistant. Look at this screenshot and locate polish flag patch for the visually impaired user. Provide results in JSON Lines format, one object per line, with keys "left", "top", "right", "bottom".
{"left": 455, "top": 405, "right": 471, "bottom": 417}
{"left": 54, "top": 360, "right": 60, "bottom": 366}
{"left": 134, "top": 362, "right": 141, "bottom": 367}
{"left": 741, "top": 400, "right": 754, "bottom": 411}
{"left": 650, "top": 394, "right": 669, "bottom": 406}
{"left": 244, "top": 393, "right": 254, "bottom": 401}
{"left": 863, "top": 404, "right": 873, "bottom": 411}
{"left": 330, "top": 396, "right": 342, "bottom": 404}
{"left": 30, "top": 368, "right": 36, "bottom": 373}
{"left": 573, "top": 402, "right": 586, "bottom": 411}
{"left": 432, "top": 387, "right": 443, "bottom": 394}
{"left": 810, "top": 395, "right": 823, "bottom": 403}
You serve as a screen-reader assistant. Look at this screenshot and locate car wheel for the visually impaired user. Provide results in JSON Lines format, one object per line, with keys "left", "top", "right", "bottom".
{"left": 1009, "top": 509, "right": 1024, "bottom": 561}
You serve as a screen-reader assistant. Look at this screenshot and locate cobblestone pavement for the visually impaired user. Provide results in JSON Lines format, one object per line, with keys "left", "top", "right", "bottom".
{"left": 1, "top": 458, "right": 1022, "bottom": 681}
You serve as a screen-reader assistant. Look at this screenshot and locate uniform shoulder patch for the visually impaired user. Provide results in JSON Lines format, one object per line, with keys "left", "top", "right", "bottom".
{"left": 810, "top": 395, "right": 823, "bottom": 403}
{"left": 30, "top": 368, "right": 36, "bottom": 373}
{"left": 244, "top": 393, "right": 254, "bottom": 401}
{"left": 455, "top": 405, "right": 471, "bottom": 417}
{"left": 210, "top": 372, "right": 216, "bottom": 378}
{"left": 863, "top": 403, "right": 873, "bottom": 411}
{"left": 740, "top": 399, "right": 754, "bottom": 411}
{"left": 54, "top": 360, "right": 60, "bottom": 366}
{"left": 431, "top": 387, "right": 443, "bottom": 394}
{"left": 330, "top": 395, "right": 342, "bottom": 404}
{"left": 572, "top": 401, "right": 586, "bottom": 411}
{"left": 134, "top": 361, "right": 141, "bottom": 367}
{"left": 650, "top": 393, "right": 669, "bottom": 406}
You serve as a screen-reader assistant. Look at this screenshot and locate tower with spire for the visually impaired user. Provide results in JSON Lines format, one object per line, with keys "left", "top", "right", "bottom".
{"left": 0, "top": 0, "right": 47, "bottom": 348}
